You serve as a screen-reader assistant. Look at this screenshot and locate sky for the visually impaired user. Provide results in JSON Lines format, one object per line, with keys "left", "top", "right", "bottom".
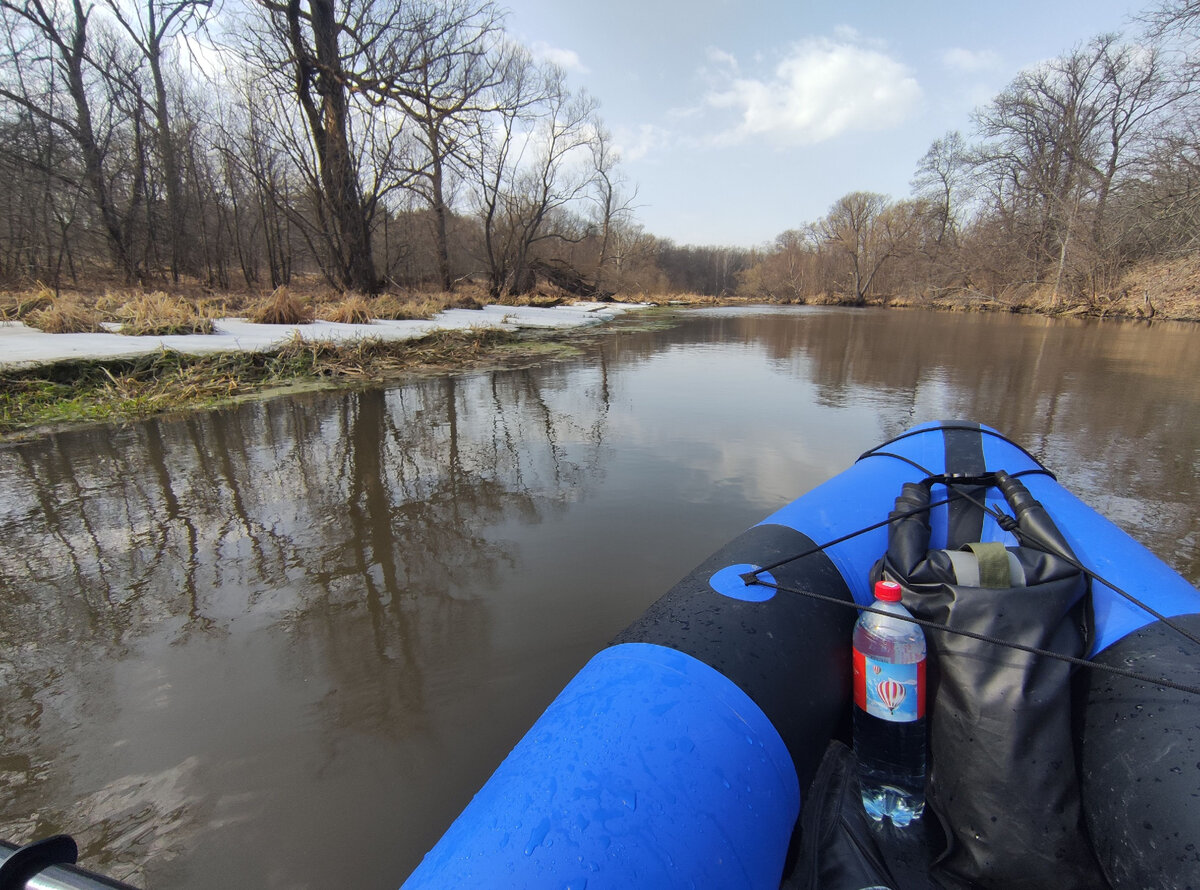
{"left": 500, "top": 0, "right": 1151, "bottom": 248}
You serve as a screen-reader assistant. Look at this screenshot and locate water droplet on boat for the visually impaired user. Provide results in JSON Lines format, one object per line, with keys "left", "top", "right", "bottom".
{"left": 524, "top": 817, "right": 551, "bottom": 856}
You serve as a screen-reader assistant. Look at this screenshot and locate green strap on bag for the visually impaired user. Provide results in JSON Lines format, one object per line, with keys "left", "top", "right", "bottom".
{"left": 943, "top": 541, "right": 1021, "bottom": 588}
{"left": 963, "top": 541, "right": 1012, "bottom": 588}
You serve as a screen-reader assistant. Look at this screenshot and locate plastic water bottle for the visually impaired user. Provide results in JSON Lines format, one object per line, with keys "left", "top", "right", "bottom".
{"left": 852, "top": 579, "right": 926, "bottom": 826}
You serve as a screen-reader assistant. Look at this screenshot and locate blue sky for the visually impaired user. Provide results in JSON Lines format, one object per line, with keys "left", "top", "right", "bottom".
{"left": 501, "top": 0, "right": 1149, "bottom": 247}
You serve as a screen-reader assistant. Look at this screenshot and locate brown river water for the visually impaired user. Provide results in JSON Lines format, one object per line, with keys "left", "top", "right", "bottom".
{"left": 1, "top": 306, "right": 1197, "bottom": 888}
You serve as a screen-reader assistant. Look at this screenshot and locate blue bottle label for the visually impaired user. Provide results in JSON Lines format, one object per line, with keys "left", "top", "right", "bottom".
{"left": 853, "top": 651, "right": 925, "bottom": 722}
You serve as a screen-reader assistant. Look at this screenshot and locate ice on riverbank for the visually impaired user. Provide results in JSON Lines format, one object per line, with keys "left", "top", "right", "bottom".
{"left": 0, "top": 302, "right": 639, "bottom": 370}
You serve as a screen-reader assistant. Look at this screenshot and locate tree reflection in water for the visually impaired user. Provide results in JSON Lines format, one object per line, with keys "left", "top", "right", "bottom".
{"left": 0, "top": 363, "right": 612, "bottom": 887}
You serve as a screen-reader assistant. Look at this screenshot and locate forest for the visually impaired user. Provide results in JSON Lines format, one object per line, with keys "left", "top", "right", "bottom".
{"left": 1, "top": 0, "right": 1199, "bottom": 311}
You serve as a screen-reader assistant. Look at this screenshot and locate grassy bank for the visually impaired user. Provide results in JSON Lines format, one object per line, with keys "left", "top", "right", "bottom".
{"left": 0, "top": 327, "right": 596, "bottom": 440}
{"left": 0, "top": 279, "right": 680, "bottom": 439}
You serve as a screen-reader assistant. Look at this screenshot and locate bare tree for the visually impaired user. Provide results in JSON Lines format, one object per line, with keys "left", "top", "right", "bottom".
{"left": 971, "top": 35, "right": 1185, "bottom": 300}
{"left": 736, "top": 228, "right": 820, "bottom": 302}
{"left": 0, "top": 0, "right": 142, "bottom": 281}
{"left": 1142, "top": 0, "right": 1200, "bottom": 38}
{"left": 973, "top": 47, "right": 1106, "bottom": 298}
{"left": 1089, "top": 36, "right": 1181, "bottom": 243}
{"left": 471, "top": 50, "right": 599, "bottom": 296}
{"left": 584, "top": 123, "right": 636, "bottom": 294}
{"left": 652, "top": 241, "right": 753, "bottom": 296}
{"left": 912, "top": 130, "right": 970, "bottom": 250}
{"left": 376, "top": 0, "right": 504, "bottom": 291}
{"left": 102, "top": 0, "right": 213, "bottom": 282}
{"left": 819, "top": 192, "right": 922, "bottom": 303}
{"left": 248, "top": 0, "right": 518, "bottom": 294}
{"left": 1118, "top": 117, "right": 1200, "bottom": 255}
{"left": 246, "top": 0, "right": 382, "bottom": 292}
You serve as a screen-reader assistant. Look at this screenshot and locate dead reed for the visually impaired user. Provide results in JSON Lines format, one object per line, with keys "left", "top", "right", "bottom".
{"left": 0, "top": 284, "right": 55, "bottom": 320}
{"left": 24, "top": 293, "right": 108, "bottom": 333}
{"left": 318, "top": 294, "right": 374, "bottom": 324}
{"left": 249, "top": 286, "right": 313, "bottom": 324}
{"left": 115, "top": 291, "right": 216, "bottom": 335}
{"left": 368, "top": 293, "right": 452, "bottom": 320}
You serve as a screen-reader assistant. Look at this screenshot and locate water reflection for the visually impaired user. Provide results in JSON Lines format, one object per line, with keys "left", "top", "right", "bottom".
{"left": 598, "top": 308, "right": 1200, "bottom": 579}
{"left": 0, "top": 307, "right": 1196, "bottom": 888}
{"left": 0, "top": 368, "right": 613, "bottom": 887}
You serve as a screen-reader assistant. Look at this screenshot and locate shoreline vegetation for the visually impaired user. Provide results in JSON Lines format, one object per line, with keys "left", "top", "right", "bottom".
{"left": 2, "top": 277, "right": 1198, "bottom": 441}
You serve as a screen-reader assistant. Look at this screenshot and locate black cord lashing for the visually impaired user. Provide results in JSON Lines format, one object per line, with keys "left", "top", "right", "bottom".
{"left": 745, "top": 574, "right": 1200, "bottom": 696}
{"left": 946, "top": 481, "right": 1200, "bottom": 650}
{"left": 740, "top": 472, "right": 1200, "bottom": 693}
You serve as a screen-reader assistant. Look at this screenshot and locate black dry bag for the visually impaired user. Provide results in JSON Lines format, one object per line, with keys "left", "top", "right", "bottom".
{"left": 871, "top": 470, "right": 1107, "bottom": 890}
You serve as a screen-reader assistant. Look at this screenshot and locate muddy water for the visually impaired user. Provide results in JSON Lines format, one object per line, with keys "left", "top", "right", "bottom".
{"left": 1, "top": 307, "right": 1197, "bottom": 888}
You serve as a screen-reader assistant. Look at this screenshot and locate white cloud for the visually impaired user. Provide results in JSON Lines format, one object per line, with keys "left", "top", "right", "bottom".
{"left": 613, "top": 123, "right": 673, "bottom": 163}
{"left": 705, "top": 46, "right": 739, "bottom": 72}
{"left": 941, "top": 47, "right": 1002, "bottom": 73}
{"left": 530, "top": 41, "right": 589, "bottom": 74}
{"left": 831, "top": 25, "right": 887, "bottom": 51}
{"left": 704, "top": 38, "right": 922, "bottom": 146}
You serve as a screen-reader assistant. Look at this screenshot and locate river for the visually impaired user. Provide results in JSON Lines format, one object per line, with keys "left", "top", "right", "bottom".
{"left": 1, "top": 306, "right": 1197, "bottom": 888}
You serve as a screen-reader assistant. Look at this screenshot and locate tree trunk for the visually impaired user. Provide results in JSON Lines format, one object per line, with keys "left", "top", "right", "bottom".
{"left": 64, "top": 0, "right": 136, "bottom": 281}
{"left": 149, "top": 47, "right": 185, "bottom": 282}
{"left": 286, "top": 0, "right": 378, "bottom": 293}
{"left": 430, "top": 149, "right": 452, "bottom": 291}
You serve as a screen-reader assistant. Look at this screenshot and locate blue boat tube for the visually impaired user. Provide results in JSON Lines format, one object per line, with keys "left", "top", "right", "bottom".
{"left": 403, "top": 422, "right": 1200, "bottom": 889}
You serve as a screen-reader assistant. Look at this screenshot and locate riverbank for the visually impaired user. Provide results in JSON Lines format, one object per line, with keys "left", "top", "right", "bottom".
{"left": 3, "top": 276, "right": 1198, "bottom": 440}
{"left": 0, "top": 300, "right": 654, "bottom": 440}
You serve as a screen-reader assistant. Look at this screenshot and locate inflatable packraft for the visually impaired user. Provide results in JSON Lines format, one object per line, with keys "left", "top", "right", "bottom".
{"left": 402, "top": 421, "right": 1200, "bottom": 889}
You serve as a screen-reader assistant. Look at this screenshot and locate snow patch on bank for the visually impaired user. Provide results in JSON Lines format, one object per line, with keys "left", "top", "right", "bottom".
{"left": 0, "top": 302, "right": 639, "bottom": 370}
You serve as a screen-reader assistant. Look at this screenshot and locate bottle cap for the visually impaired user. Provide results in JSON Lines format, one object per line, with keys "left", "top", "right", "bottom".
{"left": 874, "top": 580, "right": 902, "bottom": 602}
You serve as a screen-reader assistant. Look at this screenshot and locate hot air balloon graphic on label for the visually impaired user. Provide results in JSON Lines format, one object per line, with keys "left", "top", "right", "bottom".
{"left": 877, "top": 678, "right": 906, "bottom": 714}
{"left": 854, "top": 653, "right": 923, "bottom": 721}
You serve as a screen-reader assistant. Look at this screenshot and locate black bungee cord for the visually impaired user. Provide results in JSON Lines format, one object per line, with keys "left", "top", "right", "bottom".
{"left": 739, "top": 469, "right": 1200, "bottom": 697}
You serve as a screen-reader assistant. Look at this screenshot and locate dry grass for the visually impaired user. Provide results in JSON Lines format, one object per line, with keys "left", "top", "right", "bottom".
{"left": 368, "top": 293, "right": 452, "bottom": 320}
{"left": 249, "top": 286, "right": 314, "bottom": 325}
{"left": 24, "top": 291, "right": 108, "bottom": 333}
{"left": 494, "top": 290, "right": 566, "bottom": 308}
{"left": 317, "top": 294, "right": 373, "bottom": 324}
{"left": 0, "top": 284, "right": 56, "bottom": 320}
{"left": 264, "top": 328, "right": 518, "bottom": 380}
{"left": 115, "top": 291, "right": 215, "bottom": 335}
{"left": 2, "top": 281, "right": 498, "bottom": 333}
{"left": 448, "top": 292, "right": 485, "bottom": 310}
{"left": 1111, "top": 256, "right": 1200, "bottom": 321}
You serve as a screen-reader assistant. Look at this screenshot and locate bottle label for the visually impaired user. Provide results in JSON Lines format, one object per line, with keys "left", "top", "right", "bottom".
{"left": 853, "top": 650, "right": 925, "bottom": 722}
